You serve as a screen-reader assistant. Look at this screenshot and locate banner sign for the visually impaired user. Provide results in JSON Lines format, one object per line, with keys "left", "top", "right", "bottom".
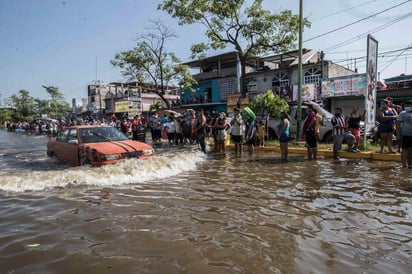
{"left": 114, "top": 100, "right": 129, "bottom": 113}
{"left": 321, "top": 74, "right": 367, "bottom": 98}
{"left": 293, "top": 84, "right": 316, "bottom": 102}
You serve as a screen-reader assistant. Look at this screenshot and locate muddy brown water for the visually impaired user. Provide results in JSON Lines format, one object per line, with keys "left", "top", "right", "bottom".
{"left": 0, "top": 130, "right": 411, "bottom": 273}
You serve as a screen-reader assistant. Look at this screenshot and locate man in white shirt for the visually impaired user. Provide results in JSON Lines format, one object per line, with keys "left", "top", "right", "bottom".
{"left": 230, "top": 107, "right": 244, "bottom": 155}
{"left": 396, "top": 100, "right": 412, "bottom": 168}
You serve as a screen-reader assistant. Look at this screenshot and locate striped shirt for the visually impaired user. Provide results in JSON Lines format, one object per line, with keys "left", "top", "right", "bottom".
{"left": 332, "top": 115, "right": 346, "bottom": 136}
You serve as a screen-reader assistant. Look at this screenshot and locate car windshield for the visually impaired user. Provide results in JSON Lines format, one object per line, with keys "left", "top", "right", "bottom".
{"left": 80, "top": 127, "right": 128, "bottom": 143}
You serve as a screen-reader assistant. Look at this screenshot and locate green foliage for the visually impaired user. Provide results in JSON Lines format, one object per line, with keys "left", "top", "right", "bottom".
{"left": 111, "top": 20, "right": 197, "bottom": 109}
{"left": 10, "top": 90, "right": 36, "bottom": 121}
{"left": 159, "top": 0, "right": 310, "bottom": 95}
{"left": 0, "top": 108, "right": 14, "bottom": 126}
{"left": 4, "top": 87, "right": 71, "bottom": 123}
{"left": 40, "top": 86, "right": 71, "bottom": 119}
{"left": 249, "top": 90, "right": 289, "bottom": 118}
{"left": 42, "top": 85, "right": 65, "bottom": 101}
{"left": 149, "top": 102, "right": 162, "bottom": 112}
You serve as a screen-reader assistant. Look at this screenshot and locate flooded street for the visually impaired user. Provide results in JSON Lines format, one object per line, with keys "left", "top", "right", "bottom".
{"left": 0, "top": 129, "right": 411, "bottom": 273}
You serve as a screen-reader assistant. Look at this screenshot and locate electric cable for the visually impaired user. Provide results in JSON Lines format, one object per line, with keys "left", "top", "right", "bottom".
{"left": 323, "top": 11, "right": 412, "bottom": 52}
{"left": 310, "top": 0, "right": 377, "bottom": 21}
{"left": 304, "top": 0, "right": 412, "bottom": 43}
{"left": 380, "top": 43, "right": 412, "bottom": 72}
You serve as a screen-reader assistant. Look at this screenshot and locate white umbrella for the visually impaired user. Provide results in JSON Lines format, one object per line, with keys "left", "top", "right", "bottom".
{"left": 164, "top": 109, "right": 182, "bottom": 117}
{"left": 306, "top": 101, "right": 328, "bottom": 118}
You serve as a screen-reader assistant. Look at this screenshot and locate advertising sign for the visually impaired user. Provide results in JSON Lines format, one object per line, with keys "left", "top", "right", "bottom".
{"left": 114, "top": 101, "right": 129, "bottom": 113}
{"left": 293, "top": 84, "right": 316, "bottom": 102}
{"left": 365, "top": 35, "right": 378, "bottom": 135}
{"left": 321, "top": 74, "right": 367, "bottom": 98}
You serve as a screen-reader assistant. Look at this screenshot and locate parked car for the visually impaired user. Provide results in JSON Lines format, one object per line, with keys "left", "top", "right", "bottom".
{"left": 47, "top": 125, "right": 155, "bottom": 166}
{"left": 265, "top": 102, "right": 335, "bottom": 143}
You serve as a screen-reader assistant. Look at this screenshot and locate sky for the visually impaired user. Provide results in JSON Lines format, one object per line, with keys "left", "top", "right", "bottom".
{"left": 0, "top": 0, "right": 411, "bottom": 104}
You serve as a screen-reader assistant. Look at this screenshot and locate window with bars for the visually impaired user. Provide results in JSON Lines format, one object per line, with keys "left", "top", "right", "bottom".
{"left": 219, "top": 79, "right": 235, "bottom": 101}
{"left": 272, "top": 72, "right": 290, "bottom": 94}
{"left": 247, "top": 77, "right": 258, "bottom": 94}
{"left": 304, "top": 67, "right": 321, "bottom": 88}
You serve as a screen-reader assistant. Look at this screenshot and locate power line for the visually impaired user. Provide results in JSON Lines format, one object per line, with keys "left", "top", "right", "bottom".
{"left": 323, "top": 11, "right": 412, "bottom": 52}
{"left": 380, "top": 43, "right": 412, "bottom": 72}
{"left": 310, "top": 0, "right": 377, "bottom": 21}
{"left": 329, "top": 46, "right": 412, "bottom": 65}
{"left": 304, "top": 0, "right": 412, "bottom": 43}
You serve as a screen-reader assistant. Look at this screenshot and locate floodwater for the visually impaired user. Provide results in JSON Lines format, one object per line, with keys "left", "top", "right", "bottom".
{"left": 0, "top": 129, "right": 411, "bottom": 274}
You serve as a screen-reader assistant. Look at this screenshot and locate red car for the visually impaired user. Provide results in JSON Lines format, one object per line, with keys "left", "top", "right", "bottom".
{"left": 47, "top": 125, "right": 155, "bottom": 166}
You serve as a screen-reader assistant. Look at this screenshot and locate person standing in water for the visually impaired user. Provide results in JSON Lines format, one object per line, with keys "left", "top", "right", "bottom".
{"left": 194, "top": 108, "right": 207, "bottom": 153}
{"left": 346, "top": 106, "right": 366, "bottom": 152}
{"left": 230, "top": 107, "right": 244, "bottom": 155}
{"left": 278, "top": 111, "right": 290, "bottom": 160}
{"left": 396, "top": 100, "right": 412, "bottom": 168}
{"left": 302, "top": 104, "right": 318, "bottom": 160}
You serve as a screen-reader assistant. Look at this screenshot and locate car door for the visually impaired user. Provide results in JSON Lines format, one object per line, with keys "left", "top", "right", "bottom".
{"left": 63, "top": 128, "right": 80, "bottom": 165}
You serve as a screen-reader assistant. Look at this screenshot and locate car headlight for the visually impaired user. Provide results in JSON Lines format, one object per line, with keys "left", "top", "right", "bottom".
{"left": 100, "top": 154, "right": 120, "bottom": 161}
{"left": 142, "top": 149, "right": 154, "bottom": 156}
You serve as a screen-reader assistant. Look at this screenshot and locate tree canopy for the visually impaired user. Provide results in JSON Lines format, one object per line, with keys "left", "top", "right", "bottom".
{"left": 159, "top": 0, "right": 310, "bottom": 97}
{"left": 111, "top": 20, "right": 197, "bottom": 110}
{"left": 3, "top": 87, "right": 71, "bottom": 123}
{"left": 10, "top": 90, "right": 36, "bottom": 121}
{"left": 249, "top": 90, "right": 289, "bottom": 119}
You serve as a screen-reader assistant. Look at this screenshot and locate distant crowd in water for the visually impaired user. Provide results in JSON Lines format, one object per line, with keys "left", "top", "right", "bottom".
{"left": 5, "top": 120, "right": 63, "bottom": 136}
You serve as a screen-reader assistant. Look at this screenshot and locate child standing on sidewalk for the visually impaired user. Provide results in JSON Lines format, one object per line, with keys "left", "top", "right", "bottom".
{"left": 257, "top": 120, "right": 265, "bottom": 147}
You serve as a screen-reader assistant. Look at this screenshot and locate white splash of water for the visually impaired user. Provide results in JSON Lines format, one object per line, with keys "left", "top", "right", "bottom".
{"left": 0, "top": 151, "right": 206, "bottom": 193}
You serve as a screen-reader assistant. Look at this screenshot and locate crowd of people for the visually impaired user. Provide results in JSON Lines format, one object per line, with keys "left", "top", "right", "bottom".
{"left": 4, "top": 97, "right": 412, "bottom": 168}
{"left": 5, "top": 119, "right": 64, "bottom": 136}
{"left": 300, "top": 96, "right": 412, "bottom": 168}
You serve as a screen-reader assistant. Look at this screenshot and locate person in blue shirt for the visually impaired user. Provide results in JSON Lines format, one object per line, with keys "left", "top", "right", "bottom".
{"left": 377, "top": 99, "right": 398, "bottom": 154}
{"left": 245, "top": 116, "right": 256, "bottom": 155}
{"left": 278, "top": 111, "right": 290, "bottom": 160}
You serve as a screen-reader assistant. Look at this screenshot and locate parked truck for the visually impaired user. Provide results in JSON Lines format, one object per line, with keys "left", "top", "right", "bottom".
{"left": 265, "top": 102, "right": 335, "bottom": 143}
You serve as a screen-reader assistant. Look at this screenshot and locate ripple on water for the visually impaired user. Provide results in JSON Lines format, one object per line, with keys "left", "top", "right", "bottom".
{"left": 1, "top": 135, "right": 412, "bottom": 273}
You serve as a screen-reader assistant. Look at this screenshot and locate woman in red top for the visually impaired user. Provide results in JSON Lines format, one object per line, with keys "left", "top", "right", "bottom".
{"left": 301, "top": 104, "right": 318, "bottom": 160}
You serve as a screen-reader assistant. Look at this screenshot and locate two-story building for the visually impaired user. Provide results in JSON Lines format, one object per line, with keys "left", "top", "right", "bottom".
{"left": 180, "top": 49, "right": 356, "bottom": 113}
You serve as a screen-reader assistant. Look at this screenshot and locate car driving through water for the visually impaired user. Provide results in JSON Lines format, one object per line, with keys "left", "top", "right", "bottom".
{"left": 47, "top": 125, "right": 155, "bottom": 166}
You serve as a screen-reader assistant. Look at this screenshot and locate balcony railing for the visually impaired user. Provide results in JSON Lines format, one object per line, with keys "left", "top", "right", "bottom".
{"left": 193, "top": 67, "right": 237, "bottom": 80}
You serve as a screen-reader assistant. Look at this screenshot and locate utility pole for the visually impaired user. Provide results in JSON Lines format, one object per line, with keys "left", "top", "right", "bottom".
{"left": 296, "top": 0, "right": 303, "bottom": 141}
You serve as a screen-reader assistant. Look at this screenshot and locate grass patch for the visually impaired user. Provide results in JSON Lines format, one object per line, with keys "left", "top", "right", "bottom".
{"left": 264, "top": 139, "right": 380, "bottom": 152}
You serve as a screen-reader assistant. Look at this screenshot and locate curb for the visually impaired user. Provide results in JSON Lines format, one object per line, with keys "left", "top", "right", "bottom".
{"left": 226, "top": 144, "right": 401, "bottom": 162}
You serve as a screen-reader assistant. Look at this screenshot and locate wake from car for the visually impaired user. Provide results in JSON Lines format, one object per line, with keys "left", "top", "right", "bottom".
{"left": 0, "top": 150, "right": 206, "bottom": 193}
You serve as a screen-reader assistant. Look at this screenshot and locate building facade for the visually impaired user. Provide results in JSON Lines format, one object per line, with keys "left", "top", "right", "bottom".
{"left": 73, "top": 82, "right": 179, "bottom": 121}
{"left": 179, "top": 49, "right": 356, "bottom": 113}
